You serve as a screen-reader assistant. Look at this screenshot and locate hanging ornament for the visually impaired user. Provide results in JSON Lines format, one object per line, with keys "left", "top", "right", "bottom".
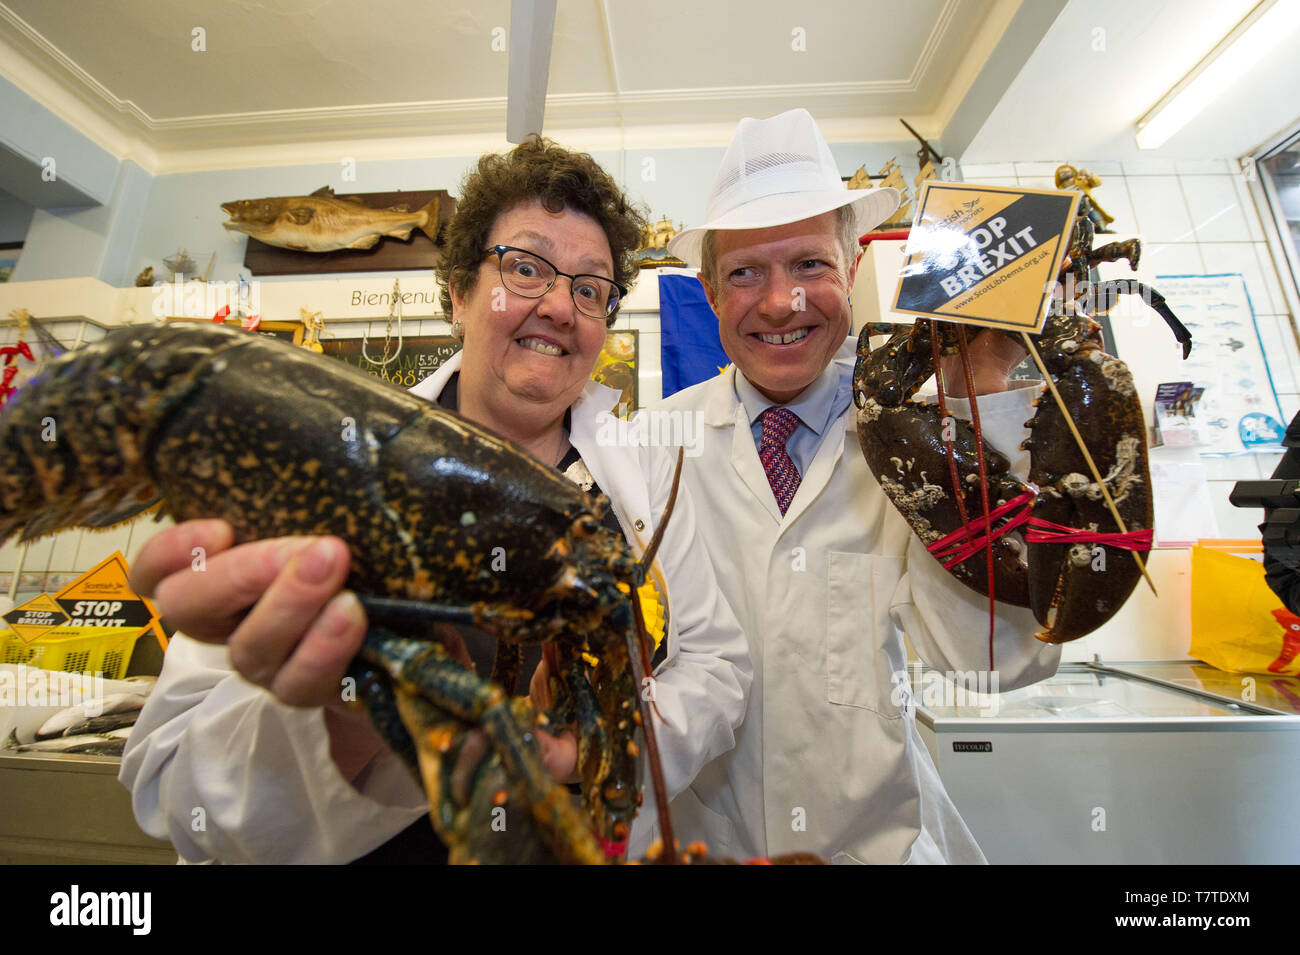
{"left": 299, "top": 307, "right": 324, "bottom": 354}
{"left": 361, "top": 279, "right": 403, "bottom": 378}
{"left": 1, "top": 308, "right": 35, "bottom": 408}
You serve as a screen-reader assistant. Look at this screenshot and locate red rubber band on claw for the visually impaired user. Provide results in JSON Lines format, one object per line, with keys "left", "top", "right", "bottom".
{"left": 926, "top": 491, "right": 1035, "bottom": 569}
{"left": 597, "top": 835, "right": 628, "bottom": 860}
{"left": 1025, "top": 518, "right": 1153, "bottom": 551}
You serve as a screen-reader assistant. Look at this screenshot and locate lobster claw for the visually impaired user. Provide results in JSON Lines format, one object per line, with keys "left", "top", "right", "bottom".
{"left": 853, "top": 299, "right": 1171, "bottom": 642}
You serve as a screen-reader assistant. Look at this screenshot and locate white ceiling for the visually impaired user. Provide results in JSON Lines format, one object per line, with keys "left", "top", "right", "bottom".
{"left": 4, "top": 0, "right": 1292, "bottom": 178}
{"left": 0, "top": 0, "right": 1018, "bottom": 171}
{"left": 965, "top": 0, "right": 1300, "bottom": 162}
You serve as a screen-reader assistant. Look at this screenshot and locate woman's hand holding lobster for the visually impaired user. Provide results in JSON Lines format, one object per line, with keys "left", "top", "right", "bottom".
{"left": 132, "top": 519, "right": 578, "bottom": 784}
{"left": 131, "top": 520, "right": 367, "bottom": 709}
{"left": 131, "top": 519, "right": 386, "bottom": 782}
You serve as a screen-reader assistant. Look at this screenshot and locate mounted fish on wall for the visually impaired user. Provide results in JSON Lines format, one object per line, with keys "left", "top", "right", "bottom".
{"left": 221, "top": 186, "right": 455, "bottom": 276}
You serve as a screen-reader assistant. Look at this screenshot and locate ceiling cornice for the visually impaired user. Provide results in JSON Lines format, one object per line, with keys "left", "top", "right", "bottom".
{"left": 0, "top": 0, "right": 1013, "bottom": 175}
{"left": 148, "top": 116, "right": 924, "bottom": 175}
{"left": 0, "top": 24, "right": 157, "bottom": 170}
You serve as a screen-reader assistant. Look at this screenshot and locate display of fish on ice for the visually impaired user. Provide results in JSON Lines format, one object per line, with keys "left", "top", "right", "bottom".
{"left": 220, "top": 186, "right": 441, "bottom": 253}
{"left": 34, "top": 692, "right": 148, "bottom": 739}
{"left": 4, "top": 728, "right": 129, "bottom": 756}
{"left": 1, "top": 679, "right": 156, "bottom": 758}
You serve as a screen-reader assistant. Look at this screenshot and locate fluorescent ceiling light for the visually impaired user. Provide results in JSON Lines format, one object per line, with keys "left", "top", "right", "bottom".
{"left": 1135, "top": 0, "right": 1300, "bottom": 150}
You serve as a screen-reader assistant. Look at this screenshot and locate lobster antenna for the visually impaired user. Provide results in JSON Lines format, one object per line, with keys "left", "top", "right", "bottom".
{"left": 631, "top": 445, "right": 684, "bottom": 734}
{"left": 629, "top": 591, "right": 677, "bottom": 864}
{"left": 639, "top": 446, "right": 684, "bottom": 572}
{"left": 1019, "top": 332, "right": 1158, "bottom": 597}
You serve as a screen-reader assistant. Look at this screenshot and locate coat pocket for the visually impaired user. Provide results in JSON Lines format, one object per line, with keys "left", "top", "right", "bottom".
{"left": 667, "top": 785, "right": 740, "bottom": 859}
{"left": 825, "top": 552, "right": 905, "bottom": 714}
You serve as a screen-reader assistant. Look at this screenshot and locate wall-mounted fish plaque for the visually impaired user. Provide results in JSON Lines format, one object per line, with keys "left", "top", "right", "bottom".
{"left": 223, "top": 187, "right": 455, "bottom": 276}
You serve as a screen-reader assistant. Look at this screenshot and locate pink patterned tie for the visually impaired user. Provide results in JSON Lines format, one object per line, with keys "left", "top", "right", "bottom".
{"left": 759, "top": 407, "right": 802, "bottom": 516}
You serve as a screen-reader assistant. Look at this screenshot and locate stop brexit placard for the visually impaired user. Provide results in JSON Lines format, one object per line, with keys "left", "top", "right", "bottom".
{"left": 892, "top": 182, "right": 1080, "bottom": 334}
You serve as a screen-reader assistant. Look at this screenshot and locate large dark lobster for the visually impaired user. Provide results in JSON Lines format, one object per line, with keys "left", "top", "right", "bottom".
{"left": 0, "top": 322, "right": 720, "bottom": 864}
{"left": 852, "top": 221, "right": 1191, "bottom": 644}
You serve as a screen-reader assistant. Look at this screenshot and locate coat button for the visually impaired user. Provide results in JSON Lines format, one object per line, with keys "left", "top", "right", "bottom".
{"left": 634, "top": 519, "right": 645, "bottom": 531}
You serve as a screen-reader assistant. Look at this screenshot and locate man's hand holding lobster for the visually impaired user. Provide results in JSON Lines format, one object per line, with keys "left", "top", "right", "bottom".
{"left": 936, "top": 329, "right": 1030, "bottom": 398}
{"left": 932, "top": 256, "right": 1078, "bottom": 399}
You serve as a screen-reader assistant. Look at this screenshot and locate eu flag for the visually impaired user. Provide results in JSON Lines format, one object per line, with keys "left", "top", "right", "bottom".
{"left": 658, "top": 273, "right": 730, "bottom": 399}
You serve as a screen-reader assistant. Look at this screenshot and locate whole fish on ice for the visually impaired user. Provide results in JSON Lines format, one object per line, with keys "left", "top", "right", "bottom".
{"left": 35, "top": 692, "right": 148, "bottom": 740}
{"left": 220, "top": 186, "right": 441, "bottom": 253}
{"left": 5, "top": 729, "right": 127, "bottom": 756}
{"left": 58, "top": 711, "right": 140, "bottom": 738}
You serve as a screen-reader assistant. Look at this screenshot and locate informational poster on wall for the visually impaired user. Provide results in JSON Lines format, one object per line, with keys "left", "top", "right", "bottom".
{"left": 1153, "top": 274, "right": 1285, "bottom": 455}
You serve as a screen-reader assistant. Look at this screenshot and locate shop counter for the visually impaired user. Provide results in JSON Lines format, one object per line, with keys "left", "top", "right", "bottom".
{"left": 0, "top": 752, "right": 176, "bottom": 865}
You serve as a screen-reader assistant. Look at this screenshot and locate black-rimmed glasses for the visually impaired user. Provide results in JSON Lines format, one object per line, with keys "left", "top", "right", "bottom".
{"left": 482, "top": 245, "right": 626, "bottom": 322}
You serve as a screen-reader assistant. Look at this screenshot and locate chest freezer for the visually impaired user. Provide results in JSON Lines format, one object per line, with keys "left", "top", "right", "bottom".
{"left": 911, "top": 661, "right": 1300, "bottom": 863}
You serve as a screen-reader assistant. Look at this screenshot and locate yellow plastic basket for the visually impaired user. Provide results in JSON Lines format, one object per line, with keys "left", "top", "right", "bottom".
{"left": 0, "top": 627, "right": 143, "bottom": 680}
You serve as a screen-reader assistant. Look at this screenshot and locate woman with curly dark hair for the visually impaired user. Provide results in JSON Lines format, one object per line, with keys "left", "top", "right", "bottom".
{"left": 121, "top": 137, "right": 751, "bottom": 864}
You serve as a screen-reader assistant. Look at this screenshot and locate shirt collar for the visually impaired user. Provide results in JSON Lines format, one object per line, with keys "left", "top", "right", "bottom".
{"left": 733, "top": 345, "right": 846, "bottom": 437}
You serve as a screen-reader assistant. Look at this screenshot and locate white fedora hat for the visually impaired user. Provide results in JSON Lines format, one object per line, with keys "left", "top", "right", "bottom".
{"left": 668, "top": 108, "right": 900, "bottom": 269}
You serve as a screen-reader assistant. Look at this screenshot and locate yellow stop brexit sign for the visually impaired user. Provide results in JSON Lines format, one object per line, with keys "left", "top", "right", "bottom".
{"left": 892, "top": 182, "right": 1080, "bottom": 333}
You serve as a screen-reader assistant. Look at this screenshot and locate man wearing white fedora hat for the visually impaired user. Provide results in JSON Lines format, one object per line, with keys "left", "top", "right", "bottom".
{"left": 655, "top": 108, "right": 1060, "bottom": 863}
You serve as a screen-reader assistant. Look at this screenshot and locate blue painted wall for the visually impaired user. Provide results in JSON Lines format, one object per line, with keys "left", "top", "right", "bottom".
{"left": 0, "top": 75, "right": 118, "bottom": 206}
{"left": 0, "top": 188, "right": 34, "bottom": 244}
{"left": 121, "top": 141, "right": 922, "bottom": 289}
{"left": 4, "top": 79, "right": 927, "bottom": 287}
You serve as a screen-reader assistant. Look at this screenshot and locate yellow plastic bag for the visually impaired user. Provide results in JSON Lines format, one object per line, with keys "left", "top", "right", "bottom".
{"left": 1190, "top": 545, "right": 1300, "bottom": 676}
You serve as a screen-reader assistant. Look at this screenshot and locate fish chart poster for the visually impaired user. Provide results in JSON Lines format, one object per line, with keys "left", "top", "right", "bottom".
{"left": 1156, "top": 273, "right": 1284, "bottom": 455}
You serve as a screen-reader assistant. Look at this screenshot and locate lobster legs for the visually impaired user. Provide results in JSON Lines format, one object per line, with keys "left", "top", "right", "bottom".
{"left": 355, "top": 577, "right": 657, "bottom": 862}
{"left": 355, "top": 628, "right": 611, "bottom": 864}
